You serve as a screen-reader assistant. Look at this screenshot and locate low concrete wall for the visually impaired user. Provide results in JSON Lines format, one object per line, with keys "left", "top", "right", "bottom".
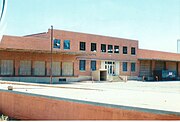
{"left": 0, "top": 76, "right": 92, "bottom": 83}
{"left": 0, "top": 89, "right": 180, "bottom": 120}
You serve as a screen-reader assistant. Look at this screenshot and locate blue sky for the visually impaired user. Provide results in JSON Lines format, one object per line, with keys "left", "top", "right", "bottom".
{"left": 1, "top": 0, "right": 180, "bottom": 53}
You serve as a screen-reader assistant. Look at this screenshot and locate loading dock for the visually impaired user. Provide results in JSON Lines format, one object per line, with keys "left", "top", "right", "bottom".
{"left": 92, "top": 69, "right": 107, "bottom": 81}
{"left": 139, "top": 60, "right": 179, "bottom": 81}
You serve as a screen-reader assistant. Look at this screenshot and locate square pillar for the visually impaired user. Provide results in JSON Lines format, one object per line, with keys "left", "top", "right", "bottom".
{"left": 14, "top": 60, "right": 20, "bottom": 76}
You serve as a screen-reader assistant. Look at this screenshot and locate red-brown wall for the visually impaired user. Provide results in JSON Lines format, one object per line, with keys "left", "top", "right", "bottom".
{"left": 0, "top": 90, "right": 180, "bottom": 120}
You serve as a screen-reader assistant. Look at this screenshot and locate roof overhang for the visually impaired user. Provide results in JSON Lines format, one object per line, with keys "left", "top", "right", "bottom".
{"left": 0, "top": 48, "right": 95, "bottom": 56}
{"left": 138, "top": 58, "right": 180, "bottom": 62}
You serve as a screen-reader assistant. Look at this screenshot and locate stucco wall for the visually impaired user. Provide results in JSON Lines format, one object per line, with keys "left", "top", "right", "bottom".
{"left": 0, "top": 90, "right": 180, "bottom": 120}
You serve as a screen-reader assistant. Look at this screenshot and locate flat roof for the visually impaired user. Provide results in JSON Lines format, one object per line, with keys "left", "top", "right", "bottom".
{"left": 138, "top": 49, "right": 180, "bottom": 62}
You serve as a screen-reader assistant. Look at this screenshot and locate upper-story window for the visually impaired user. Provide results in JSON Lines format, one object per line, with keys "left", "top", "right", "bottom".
{"left": 101, "top": 44, "right": 106, "bottom": 52}
{"left": 80, "top": 42, "right": 86, "bottom": 51}
{"left": 91, "top": 43, "right": 97, "bottom": 52}
{"left": 131, "top": 47, "right": 136, "bottom": 55}
{"left": 114, "top": 45, "right": 119, "bottom": 53}
{"left": 123, "top": 46, "right": 128, "bottom": 54}
{"left": 53, "top": 39, "right": 60, "bottom": 49}
{"left": 108, "top": 45, "right": 113, "bottom": 53}
{"left": 64, "top": 40, "right": 70, "bottom": 50}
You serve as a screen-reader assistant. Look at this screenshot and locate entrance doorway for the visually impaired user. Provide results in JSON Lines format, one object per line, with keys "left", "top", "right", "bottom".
{"left": 104, "top": 61, "right": 115, "bottom": 75}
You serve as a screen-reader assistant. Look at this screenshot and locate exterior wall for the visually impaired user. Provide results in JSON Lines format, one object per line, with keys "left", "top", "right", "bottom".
{"left": 166, "top": 62, "right": 176, "bottom": 71}
{"left": 0, "top": 30, "right": 140, "bottom": 79}
{"left": 1, "top": 30, "right": 180, "bottom": 81}
{"left": 0, "top": 51, "right": 77, "bottom": 77}
{"left": 52, "top": 30, "right": 138, "bottom": 61}
{"left": 51, "top": 30, "right": 139, "bottom": 77}
{"left": 1, "top": 90, "right": 180, "bottom": 120}
{"left": 178, "top": 62, "right": 180, "bottom": 76}
{"left": 139, "top": 60, "right": 180, "bottom": 78}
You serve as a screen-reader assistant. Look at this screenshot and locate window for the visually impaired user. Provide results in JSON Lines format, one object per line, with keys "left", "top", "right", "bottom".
{"left": 53, "top": 39, "right": 60, "bottom": 49}
{"left": 0, "top": 60, "right": 14, "bottom": 75}
{"left": 79, "top": 60, "right": 86, "bottom": 71}
{"left": 80, "top": 42, "right": 86, "bottom": 51}
{"left": 20, "top": 60, "right": 31, "bottom": 75}
{"left": 91, "top": 61, "right": 96, "bottom": 71}
{"left": 114, "top": 46, "right": 119, "bottom": 53}
{"left": 91, "top": 43, "right": 97, "bottom": 52}
{"left": 108, "top": 45, "right": 113, "bottom": 53}
{"left": 64, "top": 40, "right": 70, "bottom": 49}
{"left": 101, "top": 44, "right": 106, "bottom": 52}
{"left": 34, "top": 61, "right": 45, "bottom": 76}
{"left": 131, "top": 63, "right": 136, "bottom": 72}
{"left": 123, "top": 46, "right": 128, "bottom": 54}
{"left": 131, "top": 47, "right": 136, "bottom": 55}
{"left": 123, "top": 62, "right": 127, "bottom": 72}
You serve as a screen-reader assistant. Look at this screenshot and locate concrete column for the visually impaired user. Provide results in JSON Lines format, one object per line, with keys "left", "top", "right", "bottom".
{"left": 14, "top": 60, "right": 20, "bottom": 76}
{"left": 176, "top": 62, "right": 179, "bottom": 77}
{"left": 151, "top": 60, "right": 156, "bottom": 77}
{"left": 136, "top": 60, "right": 140, "bottom": 77}
{"left": 128, "top": 62, "right": 131, "bottom": 76}
{"left": 72, "top": 61, "right": 74, "bottom": 76}
{"left": 164, "top": 62, "right": 166, "bottom": 70}
{"left": 45, "top": 61, "right": 48, "bottom": 76}
{"left": 46, "top": 61, "right": 51, "bottom": 76}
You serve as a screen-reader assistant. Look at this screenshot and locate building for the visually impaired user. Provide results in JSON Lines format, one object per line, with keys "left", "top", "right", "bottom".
{"left": 0, "top": 29, "right": 180, "bottom": 83}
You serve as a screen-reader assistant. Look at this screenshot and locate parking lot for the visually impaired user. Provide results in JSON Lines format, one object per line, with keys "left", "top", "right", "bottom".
{"left": 0, "top": 80, "right": 180, "bottom": 113}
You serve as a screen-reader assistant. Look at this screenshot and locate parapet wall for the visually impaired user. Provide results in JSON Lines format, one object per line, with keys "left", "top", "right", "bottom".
{"left": 0, "top": 89, "right": 180, "bottom": 120}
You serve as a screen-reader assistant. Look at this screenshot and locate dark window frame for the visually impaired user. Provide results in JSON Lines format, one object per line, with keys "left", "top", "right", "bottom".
{"left": 91, "top": 60, "right": 96, "bottom": 71}
{"left": 114, "top": 45, "right": 119, "bottom": 53}
{"left": 79, "top": 60, "right": 86, "bottom": 71}
{"left": 91, "top": 43, "right": 97, "bottom": 52}
{"left": 108, "top": 45, "right": 113, "bottom": 53}
{"left": 131, "top": 47, "right": 136, "bottom": 55}
{"left": 131, "top": 63, "right": 136, "bottom": 72}
{"left": 123, "top": 62, "right": 128, "bottom": 72}
{"left": 123, "top": 46, "right": 128, "bottom": 54}
{"left": 64, "top": 40, "right": 70, "bottom": 50}
{"left": 101, "top": 44, "right": 106, "bottom": 53}
{"left": 53, "top": 39, "right": 60, "bottom": 49}
{"left": 80, "top": 42, "right": 86, "bottom": 51}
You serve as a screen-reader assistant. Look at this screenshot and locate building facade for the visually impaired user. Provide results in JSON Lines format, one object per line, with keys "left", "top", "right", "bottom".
{"left": 0, "top": 29, "right": 180, "bottom": 83}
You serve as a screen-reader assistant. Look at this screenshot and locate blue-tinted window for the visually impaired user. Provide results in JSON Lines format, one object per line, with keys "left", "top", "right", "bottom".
{"left": 79, "top": 60, "right": 86, "bottom": 71}
{"left": 53, "top": 39, "right": 60, "bottom": 49}
{"left": 123, "top": 62, "right": 127, "bottom": 72}
{"left": 64, "top": 40, "right": 70, "bottom": 50}
{"left": 131, "top": 63, "right": 136, "bottom": 72}
{"left": 91, "top": 61, "right": 96, "bottom": 71}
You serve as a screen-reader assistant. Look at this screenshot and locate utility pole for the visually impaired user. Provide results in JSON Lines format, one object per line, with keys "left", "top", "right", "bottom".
{"left": 50, "top": 25, "right": 53, "bottom": 84}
